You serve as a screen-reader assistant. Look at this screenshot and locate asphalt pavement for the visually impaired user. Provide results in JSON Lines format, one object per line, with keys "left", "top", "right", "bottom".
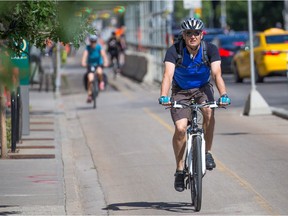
{"left": 0, "top": 54, "right": 288, "bottom": 215}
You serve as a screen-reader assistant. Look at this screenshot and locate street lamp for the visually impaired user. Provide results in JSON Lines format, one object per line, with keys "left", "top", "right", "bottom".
{"left": 243, "top": 0, "right": 271, "bottom": 116}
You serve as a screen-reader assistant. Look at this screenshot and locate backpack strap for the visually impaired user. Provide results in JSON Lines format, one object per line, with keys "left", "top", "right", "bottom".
{"left": 201, "top": 40, "right": 210, "bottom": 67}
{"left": 175, "top": 38, "right": 187, "bottom": 68}
{"left": 175, "top": 39, "right": 183, "bottom": 66}
{"left": 175, "top": 39, "right": 210, "bottom": 68}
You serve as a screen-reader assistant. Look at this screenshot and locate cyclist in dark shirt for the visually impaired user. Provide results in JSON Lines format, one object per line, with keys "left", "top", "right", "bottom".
{"left": 107, "top": 32, "right": 121, "bottom": 70}
{"left": 159, "top": 18, "right": 231, "bottom": 192}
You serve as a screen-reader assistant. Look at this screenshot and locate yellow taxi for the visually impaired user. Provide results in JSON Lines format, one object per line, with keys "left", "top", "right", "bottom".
{"left": 231, "top": 28, "right": 288, "bottom": 82}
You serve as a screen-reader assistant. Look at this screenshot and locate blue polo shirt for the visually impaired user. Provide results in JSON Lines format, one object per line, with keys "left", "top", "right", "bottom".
{"left": 164, "top": 41, "right": 220, "bottom": 89}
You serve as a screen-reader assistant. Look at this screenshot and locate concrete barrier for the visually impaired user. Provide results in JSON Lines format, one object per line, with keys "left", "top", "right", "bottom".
{"left": 122, "top": 50, "right": 156, "bottom": 84}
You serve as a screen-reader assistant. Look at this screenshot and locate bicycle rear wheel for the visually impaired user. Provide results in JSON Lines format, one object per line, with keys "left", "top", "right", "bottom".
{"left": 190, "top": 135, "right": 202, "bottom": 211}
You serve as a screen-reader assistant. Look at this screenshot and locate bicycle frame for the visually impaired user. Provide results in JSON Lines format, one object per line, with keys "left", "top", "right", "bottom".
{"left": 188, "top": 106, "right": 206, "bottom": 176}
{"left": 87, "top": 65, "right": 99, "bottom": 109}
{"left": 186, "top": 125, "right": 206, "bottom": 176}
{"left": 171, "top": 100, "right": 219, "bottom": 211}
{"left": 172, "top": 100, "right": 215, "bottom": 176}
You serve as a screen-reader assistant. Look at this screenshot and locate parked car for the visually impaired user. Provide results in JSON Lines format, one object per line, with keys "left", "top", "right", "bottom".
{"left": 211, "top": 32, "right": 249, "bottom": 73}
{"left": 173, "top": 27, "right": 224, "bottom": 43}
{"left": 203, "top": 28, "right": 225, "bottom": 42}
{"left": 231, "top": 28, "right": 288, "bottom": 83}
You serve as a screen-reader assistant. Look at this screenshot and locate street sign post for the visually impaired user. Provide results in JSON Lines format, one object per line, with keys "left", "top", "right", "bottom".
{"left": 11, "top": 39, "right": 30, "bottom": 135}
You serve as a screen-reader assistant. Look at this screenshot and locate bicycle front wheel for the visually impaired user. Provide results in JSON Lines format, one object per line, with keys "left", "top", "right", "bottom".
{"left": 92, "top": 77, "right": 99, "bottom": 109}
{"left": 190, "top": 135, "right": 202, "bottom": 211}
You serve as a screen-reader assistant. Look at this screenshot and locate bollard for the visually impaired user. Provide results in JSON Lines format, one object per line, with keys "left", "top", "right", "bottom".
{"left": 16, "top": 86, "right": 22, "bottom": 143}
{"left": 10, "top": 91, "right": 17, "bottom": 152}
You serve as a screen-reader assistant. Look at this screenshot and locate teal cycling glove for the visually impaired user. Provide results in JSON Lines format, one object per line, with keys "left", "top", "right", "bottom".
{"left": 218, "top": 94, "right": 231, "bottom": 105}
{"left": 158, "top": 96, "right": 170, "bottom": 104}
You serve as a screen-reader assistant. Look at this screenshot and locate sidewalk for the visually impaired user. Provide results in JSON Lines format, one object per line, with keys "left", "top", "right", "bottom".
{"left": 1, "top": 87, "right": 106, "bottom": 215}
{"left": 1, "top": 90, "right": 65, "bottom": 215}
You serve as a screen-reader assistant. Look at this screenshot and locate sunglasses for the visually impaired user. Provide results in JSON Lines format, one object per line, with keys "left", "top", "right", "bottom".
{"left": 185, "top": 31, "right": 202, "bottom": 37}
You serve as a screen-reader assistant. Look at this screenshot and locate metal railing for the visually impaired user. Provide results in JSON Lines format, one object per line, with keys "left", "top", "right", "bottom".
{"left": 124, "top": 0, "right": 174, "bottom": 83}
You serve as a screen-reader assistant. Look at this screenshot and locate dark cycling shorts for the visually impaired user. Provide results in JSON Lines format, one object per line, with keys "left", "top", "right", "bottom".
{"left": 170, "top": 82, "right": 214, "bottom": 123}
{"left": 87, "top": 65, "right": 103, "bottom": 74}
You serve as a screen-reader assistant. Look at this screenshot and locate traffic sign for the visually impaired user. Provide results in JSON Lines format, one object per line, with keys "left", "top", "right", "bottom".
{"left": 11, "top": 39, "right": 29, "bottom": 85}
{"left": 183, "top": 0, "right": 202, "bottom": 9}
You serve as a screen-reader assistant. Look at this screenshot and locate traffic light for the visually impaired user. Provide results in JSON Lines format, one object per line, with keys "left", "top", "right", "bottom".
{"left": 194, "top": 8, "right": 202, "bottom": 18}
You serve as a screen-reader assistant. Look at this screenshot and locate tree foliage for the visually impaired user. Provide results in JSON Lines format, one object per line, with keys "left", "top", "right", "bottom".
{"left": 0, "top": 0, "right": 95, "bottom": 157}
{"left": 211, "top": 0, "right": 284, "bottom": 31}
{"left": 0, "top": 1, "right": 94, "bottom": 54}
{"left": 173, "top": 0, "right": 285, "bottom": 31}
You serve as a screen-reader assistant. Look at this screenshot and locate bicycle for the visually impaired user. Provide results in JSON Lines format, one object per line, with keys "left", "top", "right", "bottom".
{"left": 87, "top": 65, "right": 99, "bottom": 109}
{"left": 169, "top": 99, "right": 221, "bottom": 212}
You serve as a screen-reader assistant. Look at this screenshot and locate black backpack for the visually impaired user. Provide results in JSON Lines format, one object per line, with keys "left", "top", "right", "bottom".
{"left": 174, "top": 36, "right": 210, "bottom": 68}
{"left": 108, "top": 38, "right": 118, "bottom": 51}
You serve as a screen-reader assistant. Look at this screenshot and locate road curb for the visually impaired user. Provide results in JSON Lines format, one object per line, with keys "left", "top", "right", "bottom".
{"left": 56, "top": 95, "right": 108, "bottom": 215}
{"left": 271, "top": 107, "right": 288, "bottom": 120}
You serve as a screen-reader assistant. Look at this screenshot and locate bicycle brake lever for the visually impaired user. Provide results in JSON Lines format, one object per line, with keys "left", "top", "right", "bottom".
{"left": 173, "top": 101, "right": 184, "bottom": 108}
{"left": 208, "top": 101, "right": 218, "bottom": 108}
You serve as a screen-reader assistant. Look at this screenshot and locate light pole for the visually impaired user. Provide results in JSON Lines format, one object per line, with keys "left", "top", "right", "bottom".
{"left": 220, "top": 0, "right": 227, "bottom": 30}
{"left": 284, "top": 0, "right": 288, "bottom": 31}
{"left": 243, "top": 0, "right": 271, "bottom": 116}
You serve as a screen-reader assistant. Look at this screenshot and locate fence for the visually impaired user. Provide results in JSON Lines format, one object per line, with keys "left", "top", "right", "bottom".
{"left": 124, "top": 0, "right": 174, "bottom": 84}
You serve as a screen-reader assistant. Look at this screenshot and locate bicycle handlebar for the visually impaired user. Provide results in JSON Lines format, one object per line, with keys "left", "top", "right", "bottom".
{"left": 169, "top": 101, "right": 221, "bottom": 109}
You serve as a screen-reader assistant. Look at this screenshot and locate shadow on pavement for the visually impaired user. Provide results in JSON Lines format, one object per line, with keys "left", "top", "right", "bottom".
{"left": 0, "top": 205, "right": 21, "bottom": 215}
{"left": 103, "top": 201, "right": 196, "bottom": 213}
{"left": 76, "top": 106, "right": 97, "bottom": 111}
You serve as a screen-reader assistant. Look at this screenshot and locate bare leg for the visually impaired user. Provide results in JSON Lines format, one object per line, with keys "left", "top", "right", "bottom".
{"left": 202, "top": 107, "right": 215, "bottom": 152}
{"left": 96, "top": 67, "right": 103, "bottom": 82}
{"left": 173, "top": 118, "right": 188, "bottom": 171}
{"left": 87, "top": 73, "right": 94, "bottom": 96}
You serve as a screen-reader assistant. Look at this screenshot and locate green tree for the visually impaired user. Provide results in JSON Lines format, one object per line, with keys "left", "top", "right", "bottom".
{"left": 173, "top": 0, "right": 190, "bottom": 24}
{"left": 252, "top": 1, "right": 284, "bottom": 31}
{"left": 207, "top": 0, "right": 285, "bottom": 31}
{"left": 0, "top": 0, "right": 94, "bottom": 158}
{"left": 0, "top": 1, "right": 94, "bottom": 52}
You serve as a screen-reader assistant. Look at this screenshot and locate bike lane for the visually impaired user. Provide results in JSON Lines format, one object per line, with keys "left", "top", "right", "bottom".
{"left": 64, "top": 71, "right": 288, "bottom": 215}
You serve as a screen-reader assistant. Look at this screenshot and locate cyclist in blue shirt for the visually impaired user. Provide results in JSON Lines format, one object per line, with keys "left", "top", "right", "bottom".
{"left": 159, "top": 18, "right": 231, "bottom": 192}
{"left": 82, "top": 35, "right": 108, "bottom": 103}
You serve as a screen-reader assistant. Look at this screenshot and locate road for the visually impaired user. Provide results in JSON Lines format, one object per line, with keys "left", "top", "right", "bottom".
{"left": 60, "top": 55, "right": 288, "bottom": 215}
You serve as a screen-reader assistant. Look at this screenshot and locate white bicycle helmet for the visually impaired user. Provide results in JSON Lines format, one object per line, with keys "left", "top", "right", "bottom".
{"left": 181, "top": 18, "right": 204, "bottom": 31}
{"left": 89, "top": 35, "right": 98, "bottom": 42}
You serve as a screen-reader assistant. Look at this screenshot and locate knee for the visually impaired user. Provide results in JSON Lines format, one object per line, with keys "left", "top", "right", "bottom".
{"left": 203, "top": 108, "right": 215, "bottom": 122}
{"left": 174, "top": 125, "right": 186, "bottom": 138}
{"left": 88, "top": 73, "right": 94, "bottom": 81}
{"left": 97, "top": 68, "right": 103, "bottom": 75}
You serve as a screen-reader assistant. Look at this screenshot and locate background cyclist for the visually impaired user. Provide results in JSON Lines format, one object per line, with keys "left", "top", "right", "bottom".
{"left": 159, "top": 18, "right": 231, "bottom": 192}
{"left": 81, "top": 34, "right": 108, "bottom": 103}
{"left": 107, "top": 31, "right": 121, "bottom": 72}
